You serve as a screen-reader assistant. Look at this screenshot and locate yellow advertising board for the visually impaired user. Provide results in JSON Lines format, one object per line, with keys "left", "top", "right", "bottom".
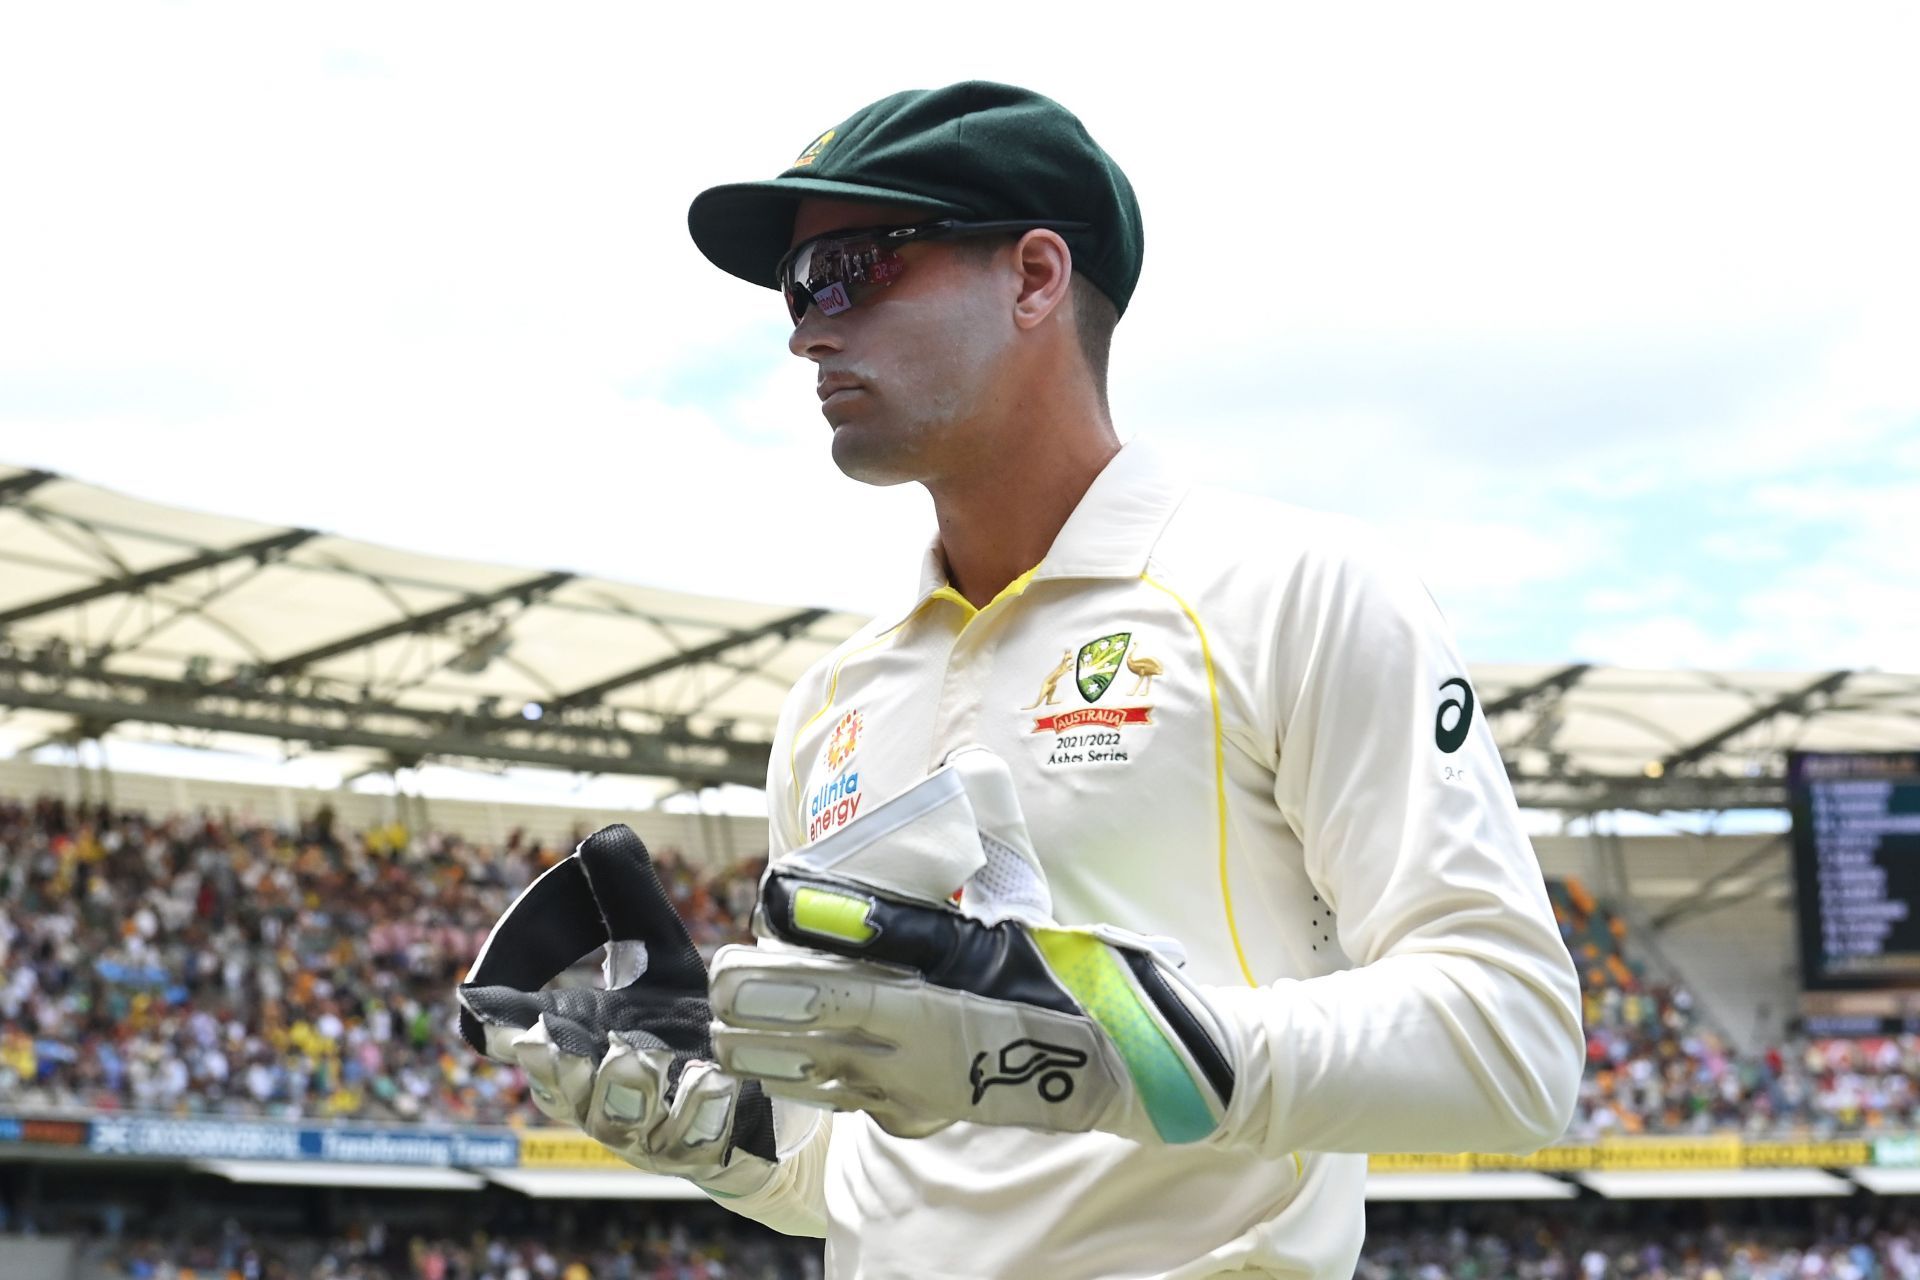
{"left": 517, "top": 1130, "right": 630, "bottom": 1170}
{"left": 1743, "top": 1139, "right": 1872, "bottom": 1168}
{"left": 1472, "top": 1144, "right": 1597, "bottom": 1172}
{"left": 515, "top": 1129, "right": 1881, "bottom": 1174}
{"left": 1593, "top": 1135, "right": 1742, "bottom": 1170}
{"left": 1370, "top": 1135, "right": 1873, "bottom": 1174}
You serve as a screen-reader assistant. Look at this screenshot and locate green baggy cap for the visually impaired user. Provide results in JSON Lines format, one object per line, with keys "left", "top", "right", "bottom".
{"left": 687, "top": 81, "right": 1144, "bottom": 316}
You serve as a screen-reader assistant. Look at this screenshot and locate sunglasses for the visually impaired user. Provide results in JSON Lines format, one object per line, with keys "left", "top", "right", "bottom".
{"left": 776, "top": 218, "right": 1091, "bottom": 325}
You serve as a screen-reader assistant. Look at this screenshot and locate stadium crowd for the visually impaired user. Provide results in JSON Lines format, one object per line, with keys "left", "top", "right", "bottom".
{"left": 0, "top": 795, "right": 758, "bottom": 1126}
{"left": 4, "top": 790, "right": 1920, "bottom": 1140}
{"left": 1554, "top": 880, "right": 1920, "bottom": 1138}
{"left": 95, "top": 1217, "right": 819, "bottom": 1280}
{"left": 1357, "top": 1212, "right": 1920, "bottom": 1280}
{"left": 86, "top": 1214, "right": 1920, "bottom": 1280}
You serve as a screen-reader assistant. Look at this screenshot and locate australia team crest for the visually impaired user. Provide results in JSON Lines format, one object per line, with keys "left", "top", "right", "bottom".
{"left": 1075, "top": 633, "right": 1130, "bottom": 702}
{"left": 1024, "top": 630, "right": 1163, "bottom": 761}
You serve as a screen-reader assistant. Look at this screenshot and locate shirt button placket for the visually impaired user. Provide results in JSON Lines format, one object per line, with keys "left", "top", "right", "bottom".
{"left": 929, "top": 605, "right": 1005, "bottom": 769}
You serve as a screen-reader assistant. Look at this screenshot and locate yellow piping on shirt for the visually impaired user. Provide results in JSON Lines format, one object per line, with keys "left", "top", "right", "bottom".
{"left": 1142, "top": 574, "right": 1302, "bottom": 1181}
{"left": 788, "top": 568, "right": 1037, "bottom": 828}
{"left": 1142, "top": 573, "right": 1305, "bottom": 1180}
{"left": 1140, "top": 571, "right": 1257, "bottom": 990}
{"left": 927, "top": 566, "right": 1039, "bottom": 627}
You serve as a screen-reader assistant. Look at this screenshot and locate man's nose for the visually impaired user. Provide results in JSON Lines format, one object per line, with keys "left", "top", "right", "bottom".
{"left": 788, "top": 306, "right": 845, "bottom": 360}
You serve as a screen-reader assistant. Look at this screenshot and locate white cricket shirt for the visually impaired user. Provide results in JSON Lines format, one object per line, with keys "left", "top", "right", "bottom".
{"left": 720, "top": 442, "right": 1583, "bottom": 1279}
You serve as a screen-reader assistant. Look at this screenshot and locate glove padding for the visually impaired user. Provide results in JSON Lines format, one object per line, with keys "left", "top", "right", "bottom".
{"left": 456, "top": 823, "right": 779, "bottom": 1193}
{"left": 709, "top": 756, "right": 1237, "bottom": 1147}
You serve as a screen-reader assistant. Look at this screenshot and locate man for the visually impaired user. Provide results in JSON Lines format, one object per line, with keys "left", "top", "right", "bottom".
{"left": 464, "top": 81, "right": 1582, "bottom": 1278}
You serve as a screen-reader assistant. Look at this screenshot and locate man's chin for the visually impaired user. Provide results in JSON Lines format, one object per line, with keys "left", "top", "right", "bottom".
{"left": 829, "top": 424, "right": 921, "bottom": 488}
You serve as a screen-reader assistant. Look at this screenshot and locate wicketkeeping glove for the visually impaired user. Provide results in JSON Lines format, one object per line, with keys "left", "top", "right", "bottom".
{"left": 456, "top": 823, "right": 794, "bottom": 1195}
{"left": 709, "top": 751, "right": 1237, "bottom": 1147}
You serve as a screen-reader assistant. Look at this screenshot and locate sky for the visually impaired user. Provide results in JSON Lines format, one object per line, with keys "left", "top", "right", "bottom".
{"left": 1, "top": 4, "right": 1916, "bottom": 807}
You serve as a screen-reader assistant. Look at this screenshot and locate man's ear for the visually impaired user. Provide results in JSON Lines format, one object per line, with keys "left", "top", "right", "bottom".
{"left": 1011, "top": 230, "right": 1074, "bottom": 333}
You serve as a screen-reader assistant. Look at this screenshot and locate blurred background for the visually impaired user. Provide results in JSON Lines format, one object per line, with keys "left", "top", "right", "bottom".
{"left": 2, "top": 3, "right": 1917, "bottom": 1277}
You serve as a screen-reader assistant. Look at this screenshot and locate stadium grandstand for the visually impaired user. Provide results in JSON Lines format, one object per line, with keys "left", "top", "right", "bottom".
{"left": 5, "top": 464, "right": 1920, "bottom": 1279}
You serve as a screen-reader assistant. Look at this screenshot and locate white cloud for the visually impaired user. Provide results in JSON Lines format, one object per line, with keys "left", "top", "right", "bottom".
{"left": 1698, "top": 532, "right": 1791, "bottom": 565}
{"left": 1582, "top": 578, "right": 1693, "bottom": 617}
{"left": 1571, "top": 614, "right": 1757, "bottom": 669}
{"left": 1575, "top": 480, "right": 1920, "bottom": 671}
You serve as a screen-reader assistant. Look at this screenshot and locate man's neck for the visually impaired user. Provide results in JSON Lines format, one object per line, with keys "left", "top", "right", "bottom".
{"left": 927, "top": 420, "right": 1121, "bottom": 609}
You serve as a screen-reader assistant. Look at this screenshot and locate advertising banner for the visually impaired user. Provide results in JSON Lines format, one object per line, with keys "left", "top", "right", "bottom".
{"left": 89, "top": 1116, "right": 304, "bottom": 1160}
{"left": 81, "top": 1116, "right": 517, "bottom": 1167}
{"left": 1875, "top": 1135, "right": 1920, "bottom": 1167}
{"left": 302, "top": 1127, "right": 518, "bottom": 1168}
{"left": 0, "top": 1115, "right": 90, "bottom": 1147}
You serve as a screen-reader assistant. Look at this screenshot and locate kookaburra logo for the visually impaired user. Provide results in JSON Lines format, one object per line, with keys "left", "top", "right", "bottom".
{"left": 969, "top": 1038, "right": 1088, "bottom": 1105}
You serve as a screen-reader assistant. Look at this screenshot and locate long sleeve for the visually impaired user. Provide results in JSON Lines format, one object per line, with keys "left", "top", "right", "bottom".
{"left": 1210, "top": 528, "right": 1584, "bottom": 1157}
{"left": 703, "top": 1100, "right": 833, "bottom": 1237}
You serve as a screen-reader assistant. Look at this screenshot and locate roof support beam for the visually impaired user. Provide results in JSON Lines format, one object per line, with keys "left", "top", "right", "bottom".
{"left": 0, "top": 470, "right": 57, "bottom": 505}
{"left": 1505, "top": 769, "right": 1788, "bottom": 813}
{"left": 1662, "top": 670, "right": 1853, "bottom": 772}
{"left": 1649, "top": 833, "right": 1791, "bottom": 930}
{"left": 0, "top": 529, "right": 318, "bottom": 629}
{"left": 0, "top": 648, "right": 1847, "bottom": 809}
{"left": 547, "top": 607, "right": 829, "bottom": 712}
{"left": 1484, "top": 663, "right": 1592, "bottom": 718}
{"left": 260, "top": 570, "right": 575, "bottom": 678}
{"left": 0, "top": 653, "right": 768, "bottom": 787}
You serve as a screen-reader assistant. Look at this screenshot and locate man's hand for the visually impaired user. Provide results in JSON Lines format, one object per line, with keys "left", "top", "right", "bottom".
{"left": 707, "top": 755, "right": 1237, "bottom": 1147}
{"left": 456, "top": 824, "right": 789, "bottom": 1194}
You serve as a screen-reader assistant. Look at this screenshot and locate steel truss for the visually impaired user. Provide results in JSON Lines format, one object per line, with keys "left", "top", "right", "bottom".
{"left": 0, "top": 648, "right": 1872, "bottom": 807}
{"left": 0, "top": 652, "right": 768, "bottom": 786}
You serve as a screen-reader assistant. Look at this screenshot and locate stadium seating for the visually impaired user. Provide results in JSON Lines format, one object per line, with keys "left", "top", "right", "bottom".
{"left": 70, "top": 1204, "right": 1920, "bottom": 1280}
{"left": 12, "top": 795, "right": 1920, "bottom": 1278}
{"left": 1356, "top": 1207, "right": 1920, "bottom": 1280}
{"left": 0, "top": 795, "right": 761, "bottom": 1127}
{"left": 1552, "top": 873, "right": 1920, "bottom": 1138}
{"left": 88, "top": 1222, "right": 820, "bottom": 1280}
{"left": 4, "top": 793, "right": 1919, "bottom": 1140}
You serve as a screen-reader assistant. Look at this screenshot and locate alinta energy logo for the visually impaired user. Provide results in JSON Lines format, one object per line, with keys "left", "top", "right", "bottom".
{"left": 807, "top": 709, "right": 865, "bottom": 841}
{"left": 1027, "top": 632, "right": 1162, "bottom": 738}
{"left": 825, "top": 709, "right": 863, "bottom": 772}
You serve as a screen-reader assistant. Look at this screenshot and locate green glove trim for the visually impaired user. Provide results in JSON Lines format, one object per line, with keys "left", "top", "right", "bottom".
{"left": 1032, "top": 928, "right": 1217, "bottom": 1143}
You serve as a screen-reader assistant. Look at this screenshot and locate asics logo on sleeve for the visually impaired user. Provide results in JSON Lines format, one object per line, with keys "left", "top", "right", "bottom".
{"left": 1435, "top": 677, "right": 1475, "bottom": 754}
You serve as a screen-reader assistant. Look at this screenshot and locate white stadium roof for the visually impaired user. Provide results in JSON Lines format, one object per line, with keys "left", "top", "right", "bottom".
{"left": 2, "top": 463, "right": 1915, "bottom": 810}
{"left": 0, "top": 464, "right": 866, "bottom": 788}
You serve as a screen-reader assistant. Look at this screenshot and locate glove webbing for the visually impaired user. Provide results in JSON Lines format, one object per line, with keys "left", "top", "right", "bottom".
{"left": 460, "top": 825, "right": 776, "bottom": 1163}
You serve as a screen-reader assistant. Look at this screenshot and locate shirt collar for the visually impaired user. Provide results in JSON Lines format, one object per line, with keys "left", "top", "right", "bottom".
{"left": 888, "top": 440, "right": 1188, "bottom": 627}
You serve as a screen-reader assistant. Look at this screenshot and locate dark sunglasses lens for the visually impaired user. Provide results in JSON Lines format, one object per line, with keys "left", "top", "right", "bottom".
{"left": 781, "top": 232, "right": 909, "bottom": 325}
{"left": 781, "top": 239, "right": 822, "bottom": 324}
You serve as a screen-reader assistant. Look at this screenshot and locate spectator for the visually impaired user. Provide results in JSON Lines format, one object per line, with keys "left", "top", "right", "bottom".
{"left": 10, "top": 791, "right": 1919, "bottom": 1139}
{"left": 96, "top": 1218, "right": 822, "bottom": 1280}
{"left": 1358, "top": 1209, "right": 1920, "bottom": 1280}
{"left": 0, "top": 796, "right": 757, "bottom": 1127}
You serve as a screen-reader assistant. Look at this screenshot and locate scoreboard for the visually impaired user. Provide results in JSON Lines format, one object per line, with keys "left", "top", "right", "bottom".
{"left": 1792, "top": 752, "right": 1920, "bottom": 1028}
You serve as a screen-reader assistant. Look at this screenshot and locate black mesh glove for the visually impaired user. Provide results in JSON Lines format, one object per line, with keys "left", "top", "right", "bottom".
{"left": 456, "top": 824, "right": 779, "bottom": 1191}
